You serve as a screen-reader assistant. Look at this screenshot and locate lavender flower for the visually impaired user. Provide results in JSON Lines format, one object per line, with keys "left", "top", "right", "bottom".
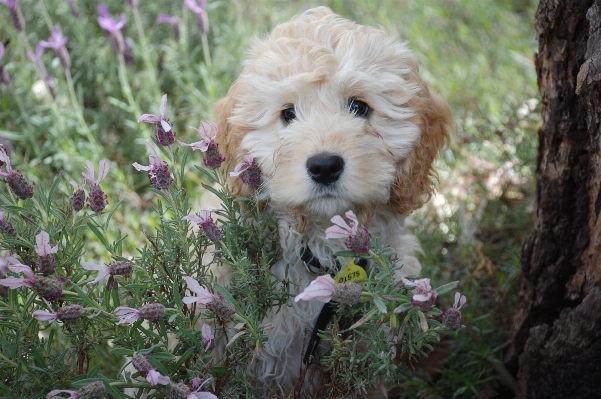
{"left": 66, "top": 0, "right": 80, "bottom": 17}
{"left": 82, "top": 159, "right": 109, "bottom": 213}
{"left": 0, "top": 150, "right": 34, "bottom": 199}
{"left": 0, "top": 0, "right": 25, "bottom": 31}
{"left": 295, "top": 275, "right": 336, "bottom": 303}
{"left": 34, "top": 231, "right": 58, "bottom": 276}
{"left": 69, "top": 177, "right": 86, "bottom": 212}
{"left": 157, "top": 14, "right": 181, "bottom": 39}
{"left": 131, "top": 353, "right": 170, "bottom": 386}
{"left": 230, "top": 155, "right": 261, "bottom": 189}
{"left": 97, "top": 3, "right": 126, "bottom": 53}
{"left": 184, "top": 0, "right": 209, "bottom": 35}
{"left": 325, "top": 210, "right": 371, "bottom": 254}
{"left": 170, "top": 378, "right": 217, "bottom": 399}
{"left": 47, "top": 381, "right": 105, "bottom": 399}
{"left": 182, "top": 276, "right": 215, "bottom": 305}
{"left": 132, "top": 142, "right": 173, "bottom": 190}
{"left": 33, "top": 304, "right": 84, "bottom": 322}
{"left": 81, "top": 260, "right": 133, "bottom": 283}
{"left": 442, "top": 292, "right": 467, "bottom": 329}
{"left": 114, "top": 303, "right": 165, "bottom": 325}
{"left": 332, "top": 282, "right": 363, "bottom": 306}
{"left": 39, "top": 26, "right": 71, "bottom": 69}
{"left": 402, "top": 277, "right": 438, "bottom": 311}
{"left": 182, "top": 211, "right": 223, "bottom": 242}
{"left": 138, "top": 95, "right": 176, "bottom": 146}
{"left": 0, "top": 263, "right": 63, "bottom": 302}
{"left": 0, "top": 211, "right": 16, "bottom": 236}
{"left": 201, "top": 324, "right": 214, "bottom": 351}
{"left": 179, "top": 121, "right": 225, "bottom": 169}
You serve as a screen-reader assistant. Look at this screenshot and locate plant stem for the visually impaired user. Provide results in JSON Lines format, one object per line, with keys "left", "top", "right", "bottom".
{"left": 37, "top": 0, "right": 53, "bottom": 32}
{"left": 64, "top": 67, "right": 95, "bottom": 144}
{"left": 132, "top": 6, "right": 162, "bottom": 103}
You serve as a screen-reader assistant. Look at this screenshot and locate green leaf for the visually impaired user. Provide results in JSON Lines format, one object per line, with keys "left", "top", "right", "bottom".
{"left": 71, "top": 284, "right": 101, "bottom": 309}
{"left": 332, "top": 250, "right": 357, "bottom": 258}
{"left": 103, "top": 200, "right": 123, "bottom": 230}
{"left": 373, "top": 296, "right": 388, "bottom": 314}
{"left": 111, "top": 348, "right": 134, "bottom": 356}
{"left": 87, "top": 222, "right": 110, "bottom": 249}
{"left": 435, "top": 281, "right": 459, "bottom": 296}
{"left": 46, "top": 173, "right": 63, "bottom": 212}
{"left": 380, "top": 247, "right": 396, "bottom": 257}
{"left": 209, "top": 366, "right": 228, "bottom": 377}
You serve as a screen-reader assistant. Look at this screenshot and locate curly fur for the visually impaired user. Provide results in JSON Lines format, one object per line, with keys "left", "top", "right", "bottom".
{"left": 206, "top": 7, "right": 452, "bottom": 398}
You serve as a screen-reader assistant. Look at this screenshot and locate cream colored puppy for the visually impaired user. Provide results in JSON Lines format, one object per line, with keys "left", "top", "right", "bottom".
{"left": 210, "top": 6, "right": 452, "bottom": 397}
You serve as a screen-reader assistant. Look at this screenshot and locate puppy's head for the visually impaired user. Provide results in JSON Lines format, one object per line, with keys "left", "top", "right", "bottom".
{"left": 215, "top": 7, "right": 452, "bottom": 220}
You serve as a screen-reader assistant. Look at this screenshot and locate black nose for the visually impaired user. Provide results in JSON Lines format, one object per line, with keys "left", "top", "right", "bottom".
{"left": 306, "top": 154, "right": 345, "bottom": 185}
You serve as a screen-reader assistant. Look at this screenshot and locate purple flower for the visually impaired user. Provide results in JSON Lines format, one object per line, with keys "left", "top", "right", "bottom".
{"left": 0, "top": 263, "right": 63, "bottom": 301}
{"left": 131, "top": 353, "right": 170, "bottom": 386}
{"left": 132, "top": 142, "right": 173, "bottom": 190}
{"left": 0, "top": 150, "right": 34, "bottom": 200}
{"left": 170, "top": 378, "right": 217, "bottom": 399}
{"left": 201, "top": 324, "right": 214, "bottom": 351}
{"left": 182, "top": 276, "right": 215, "bottom": 306}
{"left": 325, "top": 210, "right": 371, "bottom": 254}
{"left": 295, "top": 275, "right": 336, "bottom": 303}
{"left": 138, "top": 95, "right": 176, "bottom": 146}
{"left": 39, "top": 26, "right": 71, "bottom": 69}
{"left": 66, "top": 0, "right": 80, "bottom": 17}
{"left": 0, "top": 211, "right": 16, "bottom": 236}
{"left": 402, "top": 277, "right": 438, "bottom": 311}
{"left": 33, "top": 304, "right": 84, "bottom": 322}
{"left": 97, "top": 3, "right": 126, "bottom": 53}
{"left": 0, "top": 0, "right": 25, "bottom": 31}
{"left": 184, "top": 0, "right": 209, "bottom": 35}
{"left": 47, "top": 381, "right": 105, "bottom": 399}
{"left": 182, "top": 211, "right": 223, "bottom": 242}
{"left": 179, "top": 121, "right": 225, "bottom": 169}
{"left": 230, "top": 155, "right": 261, "bottom": 189}
{"left": 81, "top": 260, "right": 133, "bottom": 283}
{"left": 82, "top": 159, "right": 109, "bottom": 213}
{"left": 442, "top": 292, "right": 467, "bottom": 329}
{"left": 34, "top": 231, "right": 58, "bottom": 276}
{"left": 69, "top": 177, "right": 86, "bottom": 212}
{"left": 114, "top": 303, "right": 165, "bottom": 325}
{"left": 157, "top": 14, "right": 181, "bottom": 38}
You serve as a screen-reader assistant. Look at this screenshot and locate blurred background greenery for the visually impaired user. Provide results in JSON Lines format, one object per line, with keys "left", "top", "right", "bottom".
{"left": 0, "top": 0, "right": 539, "bottom": 397}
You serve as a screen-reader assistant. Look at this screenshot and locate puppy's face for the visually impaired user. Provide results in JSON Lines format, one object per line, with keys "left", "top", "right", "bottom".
{"left": 216, "top": 7, "right": 452, "bottom": 220}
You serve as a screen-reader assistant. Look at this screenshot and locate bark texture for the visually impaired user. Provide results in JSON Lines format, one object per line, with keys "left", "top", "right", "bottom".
{"left": 506, "top": 1, "right": 601, "bottom": 398}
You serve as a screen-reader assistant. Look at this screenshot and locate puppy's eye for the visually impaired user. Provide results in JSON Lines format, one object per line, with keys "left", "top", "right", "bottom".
{"left": 282, "top": 107, "right": 296, "bottom": 124}
{"left": 348, "top": 99, "right": 370, "bottom": 118}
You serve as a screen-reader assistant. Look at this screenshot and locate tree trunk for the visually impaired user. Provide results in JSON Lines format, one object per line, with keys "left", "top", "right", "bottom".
{"left": 506, "top": 1, "right": 601, "bottom": 398}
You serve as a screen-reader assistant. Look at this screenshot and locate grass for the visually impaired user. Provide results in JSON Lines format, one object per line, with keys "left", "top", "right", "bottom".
{"left": 0, "top": 0, "right": 539, "bottom": 397}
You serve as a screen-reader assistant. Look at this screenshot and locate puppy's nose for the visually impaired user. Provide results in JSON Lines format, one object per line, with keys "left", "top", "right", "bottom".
{"left": 306, "top": 154, "right": 345, "bottom": 185}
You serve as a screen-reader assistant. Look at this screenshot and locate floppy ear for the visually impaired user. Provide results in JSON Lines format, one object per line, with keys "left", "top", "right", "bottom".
{"left": 390, "top": 84, "right": 453, "bottom": 215}
{"left": 213, "top": 81, "right": 254, "bottom": 197}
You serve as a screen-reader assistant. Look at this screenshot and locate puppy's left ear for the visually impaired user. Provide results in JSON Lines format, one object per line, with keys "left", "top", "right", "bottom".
{"left": 214, "top": 81, "right": 253, "bottom": 197}
{"left": 390, "top": 84, "right": 453, "bottom": 215}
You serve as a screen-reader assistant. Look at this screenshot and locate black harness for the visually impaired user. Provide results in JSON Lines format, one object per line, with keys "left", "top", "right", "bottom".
{"left": 300, "top": 247, "right": 366, "bottom": 364}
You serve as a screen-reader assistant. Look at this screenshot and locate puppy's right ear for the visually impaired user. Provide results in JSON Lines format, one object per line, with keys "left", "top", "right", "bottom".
{"left": 214, "top": 81, "right": 252, "bottom": 197}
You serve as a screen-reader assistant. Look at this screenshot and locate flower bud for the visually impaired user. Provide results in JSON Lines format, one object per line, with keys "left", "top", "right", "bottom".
{"left": 170, "top": 382, "right": 191, "bottom": 399}
{"left": 442, "top": 308, "right": 462, "bottom": 329}
{"left": 0, "top": 219, "right": 16, "bottom": 236}
{"left": 4, "top": 170, "right": 34, "bottom": 200}
{"left": 240, "top": 163, "right": 261, "bottom": 189}
{"left": 32, "top": 276, "right": 62, "bottom": 302}
{"left": 138, "top": 302, "right": 165, "bottom": 322}
{"left": 206, "top": 298, "right": 235, "bottom": 321}
{"left": 131, "top": 353, "right": 153, "bottom": 374}
{"left": 8, "top": 3, "right": 25, "bottom": 32}
{"left": 57, "top": 304, "right": 84, "bottom": 321}
{"left": 87, "top": 183, "right": 107, "bottom": 213}
{"left": 76, "top": 381, "right": 105, "bottom": 399}
{"left": 149, "top": 161, "right": 173, "bottom": 190}
{"left": 71, "top": 188, "right": 85, "bottom": 212}
{"left": 203, "top": 142, "right": 225, "bottom": 169}
{"left": 332, "top": 282, "right": 362, "bottom": 306}
{"left": 345, "top": 228, "right": 371, "bottom": 254}
{"left": 201, "top": 220, "right": 223, "bottom": 242}
{"left": 155, "top": 123, "right": 176, "bottom": 146}
{"left": 35, "top": 255, "right": 57, "bottom": 276}
{"left": 109, "top": 261, "right": 133, "bottom": 277}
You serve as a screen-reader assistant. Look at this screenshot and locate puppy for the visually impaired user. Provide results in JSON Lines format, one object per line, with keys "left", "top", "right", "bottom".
{"left": 210, "top": 7, "right": 452, "bottom": 397}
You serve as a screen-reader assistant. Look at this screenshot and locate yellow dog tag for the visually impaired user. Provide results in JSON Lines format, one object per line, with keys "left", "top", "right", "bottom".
{"left": 334, "top": 261, "right": 367, "bottom": 283}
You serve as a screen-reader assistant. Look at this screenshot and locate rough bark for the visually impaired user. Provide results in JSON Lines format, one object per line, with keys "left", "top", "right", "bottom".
{"left": 506, "top": 1, "right": 601, "bottom": 398}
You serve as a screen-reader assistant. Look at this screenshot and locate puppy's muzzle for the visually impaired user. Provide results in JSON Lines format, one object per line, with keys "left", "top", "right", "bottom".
{"left": 306, "top": 154, "right": 345, "bottom": 185}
